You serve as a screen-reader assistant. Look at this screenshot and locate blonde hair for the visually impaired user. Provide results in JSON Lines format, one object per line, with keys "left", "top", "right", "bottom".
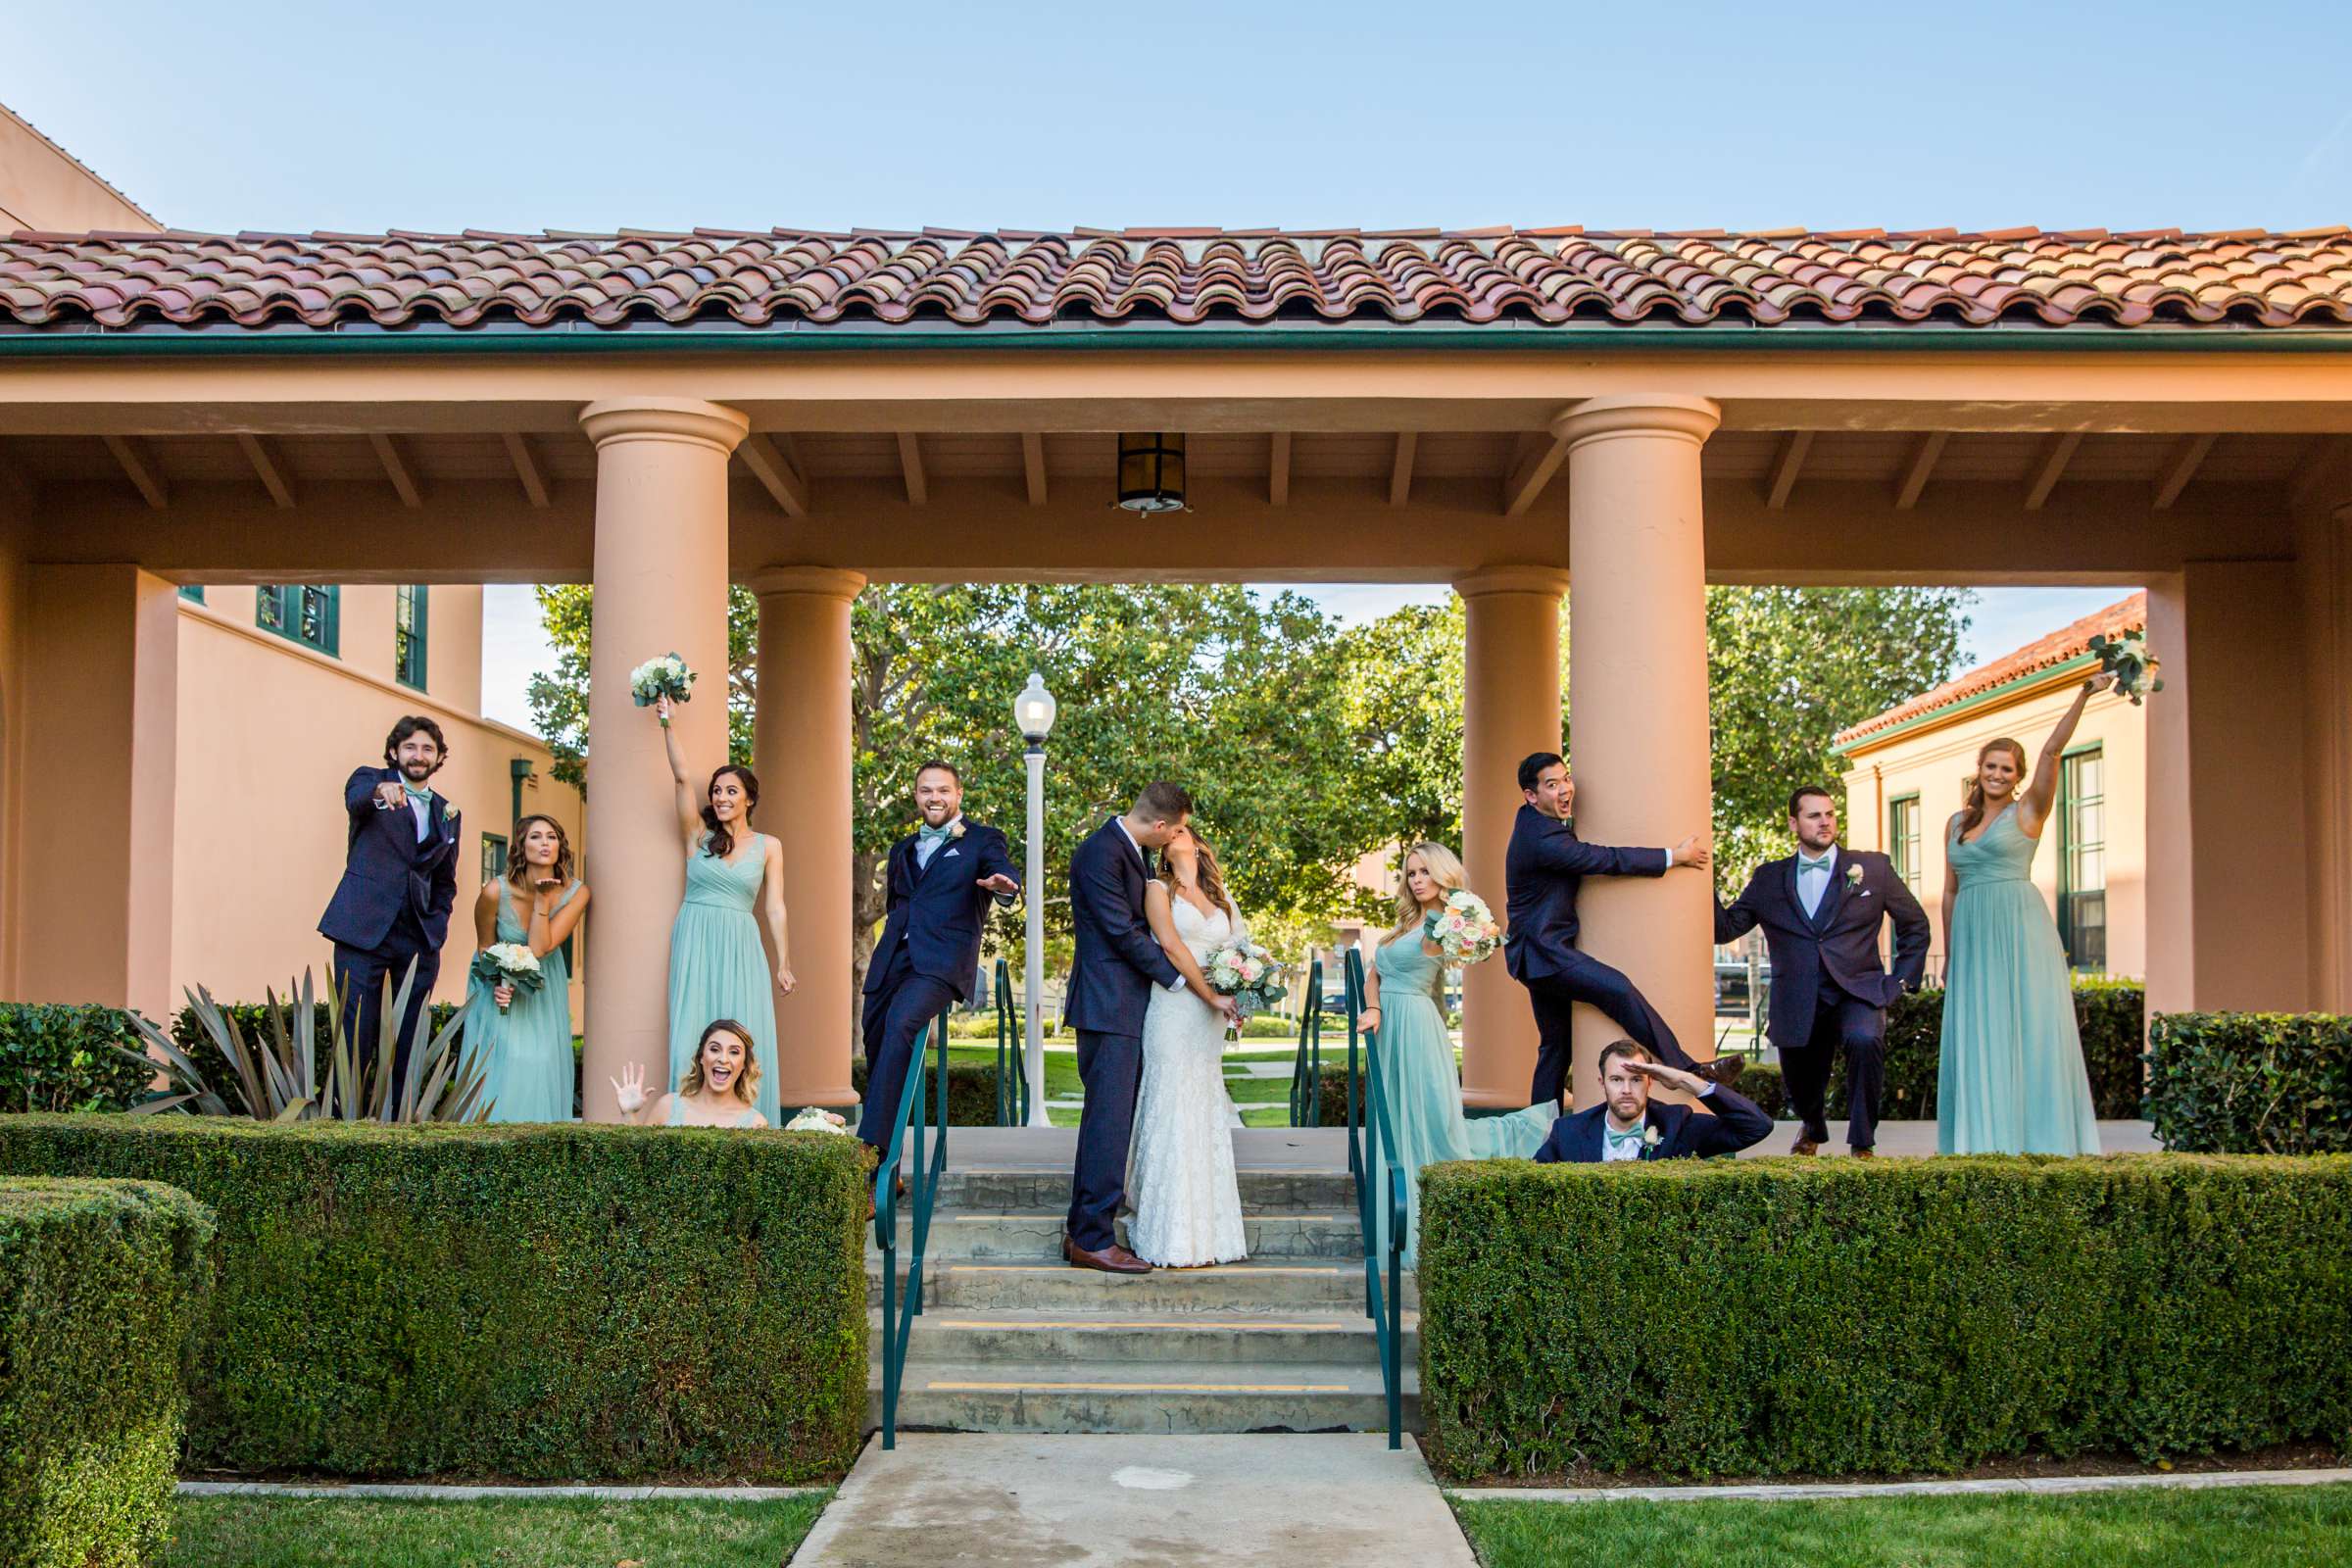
{"left": 676, "top": 1019, "right": 760, "bottom": 1107}
{"left": 1389, "top": 842, "right": 1468, "bottom": 942}
{"left": 1959, "top": 738, "right": 2030, "bottom": 838}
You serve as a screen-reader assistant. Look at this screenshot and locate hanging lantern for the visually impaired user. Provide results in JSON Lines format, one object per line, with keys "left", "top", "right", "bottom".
{"left": 1115, "top": 433, "right": 1188, "bottom": 513}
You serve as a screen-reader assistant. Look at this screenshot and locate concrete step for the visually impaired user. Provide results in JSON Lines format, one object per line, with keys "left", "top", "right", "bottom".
{"left": 873, "top": 1306, "right": 1420, "bottom": 1365}
{"left": 869, "top": 1210, "right": 1363, "bottom": 1262}
{"left": 905, "top": 1168, "right": 1358, "bottom": 1214}
{"left": 869, "top": 1357, "right": 1420, "bottom": 1436}
{"left": 873, "top": 1257, "right": 1418, "bottom": 1315}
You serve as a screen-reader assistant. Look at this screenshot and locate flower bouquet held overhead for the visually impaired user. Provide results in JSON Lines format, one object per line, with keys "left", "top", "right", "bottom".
{"left": 469, "top": 944, "right": 544, "bottom": 1014}
{"left": 1203, "top": 939, "right": 1286, "bottom": 1043}
{"left": 631, "top": 653, "right": 697, "bottom": 725}
{"left": 2086, "top": 630, "right": 2162, "bottom": 704}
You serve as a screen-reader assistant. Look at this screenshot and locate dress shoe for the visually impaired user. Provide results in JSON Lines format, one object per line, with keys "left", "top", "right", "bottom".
{"left": 1065, "top": 1238, "right": 1152, "bottom": 1275}
{"left": 1790, "top": 1135, "right": 1821, "bottom": 1156}
{"left": 1850, "top": 1147, "right": 1876, "bottom": 1159}
{"left": 1693, "top": 1055, "right": 1747, "bottom": 1087}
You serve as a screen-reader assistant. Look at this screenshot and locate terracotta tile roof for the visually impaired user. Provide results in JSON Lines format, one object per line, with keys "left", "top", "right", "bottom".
{"left": 1836, "top": 592, "right": 2148, "bottom": 748}
{"left": 5, "top": 228, "right": 2352, "bottom": 332}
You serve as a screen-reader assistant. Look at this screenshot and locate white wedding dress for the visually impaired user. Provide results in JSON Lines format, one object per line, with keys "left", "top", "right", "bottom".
{"left": 1126, "top": 894, "right": 1250, "bottom": 1267}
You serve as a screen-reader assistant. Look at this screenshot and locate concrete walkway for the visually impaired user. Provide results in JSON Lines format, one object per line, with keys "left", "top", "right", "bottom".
{"left": 789, "top": 1434, "right": 1478, "bottom": 1567}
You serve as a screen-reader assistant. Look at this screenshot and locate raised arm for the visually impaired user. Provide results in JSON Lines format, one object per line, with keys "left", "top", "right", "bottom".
{"left": 760, "top": 837, "right": 796, "bottom": 996}
{"left": 610, "top": 1060, "right": 666, "bottom": 1126}
{"left": 2020, "top": 675, "right": 2112, "bottom": 836}
{"left": 972, "top": 826, "right": 1022, "bottom": 906}
{"left": 656, "top": 695, "right": 702, "bottom": 853}
{"left": 1144, "top": 884, "right": 1222, "bottom": 1007}
{"left": 1531, "top": 822, "right": 1708, "bottom": 879}
{"left": 522, "top": 881, "right": 591, "bottom": 959}
{"left": 346, "top": 765, "right": 392, "bottom": 816}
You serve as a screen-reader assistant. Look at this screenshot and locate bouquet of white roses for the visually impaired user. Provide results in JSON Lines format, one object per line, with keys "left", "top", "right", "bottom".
{"left": 469, "top": 943, "right": 544, "bottom": 1014}
{"left": 630, "top": 653, "right": 696, "bottom": 724}
{"left": 2086, "top": 630, "right": 2163, "bottom": 706}
{"left": 785, "top": 1107, "right": 852, "bottom": 1136}
{"left": 1423, "top": 889, "right": 1504, "bottom": 966}
{"left": 1202, "top": 938, "right": 1286, "bottom": 1042}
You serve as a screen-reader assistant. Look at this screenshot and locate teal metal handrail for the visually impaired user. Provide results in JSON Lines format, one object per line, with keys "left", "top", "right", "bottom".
{"left": 1287, "top": 957, "right": 1326, "bottom": 1127}
{"left": 1344, "top": 948, "right": 1407, "bottom": 1448}
{"left": 991, "top": 957, "right": 1028, "bottom": 1126}
{"left": 872, "top": 1006, "right": 950, "bottom": 1448}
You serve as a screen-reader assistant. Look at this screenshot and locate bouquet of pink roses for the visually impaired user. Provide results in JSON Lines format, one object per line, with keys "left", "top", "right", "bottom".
{"left": 1202, "top": 938, "right": 1286, "bottom": 1043}
{"left": 1423, "top": 889, "right": 1503, "bottom": 966}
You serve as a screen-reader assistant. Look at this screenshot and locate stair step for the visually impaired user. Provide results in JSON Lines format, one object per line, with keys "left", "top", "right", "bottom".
{"left": 909, "top": 1169, "right": 1357, "bottom": 1213}
{"left": 873, "top": 1257, "right": 1418, "bottom": 1314}
{"left": 869, "top": 1358, "right": 1419, "bottom": 1436}
{"left": 873, "top": 1307, "right": 1419, "bottom": 1365}
{"left": 870, "top": 1210, "right": 1362, "bottom": 1261}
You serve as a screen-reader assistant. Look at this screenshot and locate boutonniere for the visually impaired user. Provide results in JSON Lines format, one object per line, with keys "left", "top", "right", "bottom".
{"left": 1844, "top": 863, "right": 1865, "bottom": 887}
{"left": 951, "top": 820, "right": 966, "bottom": 841}
{"left": 1642, "top": 1125, "right": 1662, "bottom": 1151}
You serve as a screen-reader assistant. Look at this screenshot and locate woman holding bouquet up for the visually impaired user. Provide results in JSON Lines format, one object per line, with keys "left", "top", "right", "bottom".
{"left": 1359, "top": 844, "right": 1550, "bottom": 1268}
{"left": 657, "top": 694, "right": 794, "bottom": 1129}
{"left": 464, "top": 814, "right": 590, "bottom": 1122}
{"left": 1937, "top": 676, "right": 2113, "bottom": 1155}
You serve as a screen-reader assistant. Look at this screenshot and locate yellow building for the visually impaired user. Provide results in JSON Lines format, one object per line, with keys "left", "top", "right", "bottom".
{"left": 1837, "top": 594, "right": 2147, "bottom": 979}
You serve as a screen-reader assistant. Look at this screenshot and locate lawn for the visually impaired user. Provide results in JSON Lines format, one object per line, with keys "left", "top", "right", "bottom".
{"left": 169, "top": 1493, "right": 832, "bottom": 1568}
{"left": 942, "top": 1044, "right": 1312, "bottom": 1128}
{"left": 1447, "top": 1484, "right": 2352, "bottom": 1568}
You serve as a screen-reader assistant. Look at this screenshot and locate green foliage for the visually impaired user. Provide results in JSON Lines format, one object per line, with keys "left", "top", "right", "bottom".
{"left": 0, "top": 1177, "right": 214, "bottom": 1568}
{"left": 0, "top": 1116, "right": 867, "bottom": 1482}
{"left": 170, "top": 998, "right": 461, "bottom": 1097}
{"left": 528, "top": 584, "right": 757, "bottom": 792}
{"left": 1416, "top": 1154, "right": 2352, "bottom": 1481}
{"left": 169, "top": 1493, "right": 835, "bottom": 1568}
{"left": 850, "top": 1054, "right": 1006, "bottom": 1127}
{"left": 2147, "top": 1011, "right": 2352, "bottom": 1154}
{"left": 0, "top": 1004, "right": 155, "bottom": 1112}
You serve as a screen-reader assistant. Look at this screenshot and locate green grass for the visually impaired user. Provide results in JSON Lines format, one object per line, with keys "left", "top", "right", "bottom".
{"left": 169, "top": 1493, "right": 832, "bottom": 1567}
{"left": 942, "top": 1044, "right": 1310, "bottom": 1128}
{"left": 1448, "top": 1484, "right": 2352, "bottom": 1568}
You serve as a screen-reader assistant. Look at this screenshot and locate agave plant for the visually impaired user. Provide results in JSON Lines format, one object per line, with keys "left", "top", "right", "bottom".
{"left": 118, "top": 961, "right": 493, "bottom": 1123}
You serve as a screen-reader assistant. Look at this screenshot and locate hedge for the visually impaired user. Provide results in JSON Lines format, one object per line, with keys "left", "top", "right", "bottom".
{"left": 0, "top": 1004, "right": 156, "bottom": 1113}
{"left": 850, "top": 1055, "right": 1006, "bottom": 1126}
{"left": 1417, "top": 1153, "right": 2352, "bottom": 1482}
{"left": 1, "top": 1177, "right": 213, "bottom": 1568}
{"left": 2147, "top": 1011, "right": 2352, "bottom": 1154}
{"left": 0, "top": 1116, "right": 866, "bottom": 1482}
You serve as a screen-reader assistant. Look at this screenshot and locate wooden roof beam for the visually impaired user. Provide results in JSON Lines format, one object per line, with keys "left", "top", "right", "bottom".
{"left": 2023, "top": 431, "right": 2082, "bottom": 512}
{"left": 1501, "top": 433, "right": 1567, "bottom": 518}
{"left": 740, "top": 433, "right": 809, "bottom": 517}
{"left": 235, "top": 434, "right": 296, "bottom": 510}
{"left": 1021, "top": 432, "right": 1047, "bottom": 507}
{"left": 897, "top": 432, "right": 927, "bottom": 507}
{"left": 1893, "top": 431, "right": 1947, "bottom": 511}
{"left": 0, "top": 442, "right": 33, "bottom": 514}
{"left": 1764, "top": 430, "right": 1813, "bottom": 511}
{"left": 1389, "top": 432, "right": 1417, "bottom": 507}
{"left": 368, "top": 433, "right": 423, "bottom": 509}
{"left": 502, "top": 432, "right": 550, "bottom": 509}
{"left": 1268, "top": 432, "right": 1291, "bottom": 506}
{"left": 102, "top": 435, "right": 168, "bottom": 511}
{"left": 2153, "top": 432, "right": 2217, "bottom": 512}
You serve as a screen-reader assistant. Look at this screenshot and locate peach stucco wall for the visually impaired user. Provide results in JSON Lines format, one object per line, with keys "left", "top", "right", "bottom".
{"left": 0, "top": 101, "right": 158, "bottom": 235}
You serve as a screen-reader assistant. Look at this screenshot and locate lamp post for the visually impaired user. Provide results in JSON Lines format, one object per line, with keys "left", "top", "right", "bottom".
{"left": 1013, "top": 672, "right": 1058, "bottom": 1128}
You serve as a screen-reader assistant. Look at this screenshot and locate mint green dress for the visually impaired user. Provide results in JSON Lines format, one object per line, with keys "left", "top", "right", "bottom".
{"left": 1371, "top": 935, "right": 1553, "bottom": 1268}
{"left": 464, "top": 882, "right": 581, "bottom": 1123}
{"left": 1936, "top": 806, "right": 2101, "bottom": 1155}
{"left": 667, "top": 832, "right": 780, "bottom": 1128}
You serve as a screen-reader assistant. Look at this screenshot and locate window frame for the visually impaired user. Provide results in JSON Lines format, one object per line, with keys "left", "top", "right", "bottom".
{"left": 256, "top": 584, "right": 340, "bottom": 656}
{"left": 2057, "top": 742, "right": 2108, "bottom": 972}
{"left": 1886, "top": 792, "right": 1923, "bottom": 893}
{"left": 480, "top": 833, "right": 509, "bottom": 885}
{"left": 394, "top": 585, "right": 430, "bottom": 692}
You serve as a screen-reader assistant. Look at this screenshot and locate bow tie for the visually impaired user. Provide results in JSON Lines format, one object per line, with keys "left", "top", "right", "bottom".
{"left": 403, "top": 783, "right": 432, "bottom": 806}
{"left": 1605, "top": 1125, "right": 1644, "bottom": 1153}
{"left": 917, "top": 822, "right": 955, "bottom": 844}
{"left": 1799, "top": 854, "right": 1834, "bottom": 872}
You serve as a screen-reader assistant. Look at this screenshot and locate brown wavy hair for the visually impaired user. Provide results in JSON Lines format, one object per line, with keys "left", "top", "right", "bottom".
{"left": 1155, "top": 824, "right": 1230, "bottom": 915}
{"left": 1958, "top": 738, "right": 2030, "bottom": 839}
{"left": 504, "top": 813, "right": 575, "bottom": 890}
{"left": 677, "top": 1018, "right": 760, "bottom": 1106}
{"left": 702, "top": 764, "right": 760, "bottom": 861}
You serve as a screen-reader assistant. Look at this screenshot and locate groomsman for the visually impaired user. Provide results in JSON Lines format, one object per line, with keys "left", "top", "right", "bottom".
{"left": 318, "top": 715, "right": 463, "bottom": 1097}
{"left": 859, "top": 760, "right": 1021, "bottom": 1154}
{"left": 1714, "top": 785, "right": 1931, "bottom": 1156}
{"left": 1533, "top": 1040, "right": 1772, "bottom": 1162}
{"left": 1505, "top": 752, "right": 1737, "bottom": 1109}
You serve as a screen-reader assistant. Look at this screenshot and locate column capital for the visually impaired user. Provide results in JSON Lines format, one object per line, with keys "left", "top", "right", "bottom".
{"left": 1453, "top": 564, "right": 1571, "bottom": 600}
{"left": 579, "top": 397, "right": 750, "bottom": 455}
{"left": 1551, "top": 394, "right": 1721, "bottom": 450}
{"left": 747, "top": 565, "right": 867, "bottom": 602}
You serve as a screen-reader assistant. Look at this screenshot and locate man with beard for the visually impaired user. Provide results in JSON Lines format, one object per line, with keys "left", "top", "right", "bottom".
{"left": 318, "top": 715, "right": 463, "bottom": 1097}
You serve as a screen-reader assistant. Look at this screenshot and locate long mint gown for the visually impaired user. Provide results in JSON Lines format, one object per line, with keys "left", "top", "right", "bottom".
{"left": 464, "top": 882, "right": 581, "bottom": 1123}
{"left": 1936, "top": 806, "right": 2101, "bottom": 1155}
{"left": 667, "top": 832, "right": 781, "bottom": 1128}
{"left": 1371, "top": 935, "right": 1552, "bottom": 1268}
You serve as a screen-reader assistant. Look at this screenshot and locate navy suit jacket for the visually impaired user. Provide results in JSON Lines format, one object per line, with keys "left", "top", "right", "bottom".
{"left": 318, "top": 765, "right": 461, "bottom": 953}
{"left": 1714, "top": 848, "right": 1932, "bottom": 1049}
{"left": 864, "top": 819, "right": 1020, "bottom": 1004}
{"left": 1062, "top": 817, "right": 1182, "bottom": 1038}
{"left": 1532, "top": 1085, "right": 1773, "bottom": 1163}
{"left": 1503, "top": 804, "right": 1668, "bottom": 983}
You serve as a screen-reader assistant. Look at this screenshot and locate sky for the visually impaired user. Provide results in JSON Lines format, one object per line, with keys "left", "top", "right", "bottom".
{"left": 10, "top": 0, "right": 2336, "bottom": 724}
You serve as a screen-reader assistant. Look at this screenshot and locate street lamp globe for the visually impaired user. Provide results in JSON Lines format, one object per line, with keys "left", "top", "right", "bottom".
{"left": 1014, "top": 671, "right": 1057, "bottom": 744}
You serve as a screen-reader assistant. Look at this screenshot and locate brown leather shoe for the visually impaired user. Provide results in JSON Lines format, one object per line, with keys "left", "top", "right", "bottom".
{"left": 1850, "top": 1147, "right": 1876, "bottom": 1159}
{"left": 1065, "top": 1238, "right": 1152, "bottom": 1275}
{"left": 1790, "top": 1134, "right": 1821, "bottom": 1156}
{"left": 1693, "top": 1055, "right": 1747, "bottom": 1087}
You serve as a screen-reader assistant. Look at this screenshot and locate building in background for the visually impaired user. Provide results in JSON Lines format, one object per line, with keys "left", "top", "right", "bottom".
{"left": 1835, "top": 593, "right": 2147, "bottom": 979}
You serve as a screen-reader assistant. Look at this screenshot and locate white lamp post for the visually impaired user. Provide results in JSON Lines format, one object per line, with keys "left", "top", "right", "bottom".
{"left": 1013, "top": 672, "right": 1057, "bottom": 1128}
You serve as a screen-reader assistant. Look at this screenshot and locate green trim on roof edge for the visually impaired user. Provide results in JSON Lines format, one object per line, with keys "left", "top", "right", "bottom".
{"left": 1833, "top": 651, "right": 2105, "bottom": 756}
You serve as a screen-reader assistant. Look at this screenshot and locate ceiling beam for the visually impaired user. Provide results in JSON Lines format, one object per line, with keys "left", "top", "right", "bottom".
{"left": 1764, "top": 430, "right": 1813, "bottom": 511}
{"left": 0, "top": 443, "right": 33, "bottom": 514}
{"left": 367, "top": 433, "right": 423, "bottom": 509}
{"left": 1501, "top": 433, "right": 1568, "bottom": 518}
{"left": 234, "top": 434, "right": 296, "bottom": 510}
{"left": 1268, "top": 432, "right": 1291, "bottom": 506}
{"left": 502, "top": 432, "right": 550, "bottom": 509}
{"left": 1021, "top": 432, "right": 1048, "bottom": 507}
{"left": 102, "top": 435, "right": 168, "bottom": 511}
{"left": 2152, "top": 432, "right": 2218, "bottom": 512}
{"left": 2023, "top": 431, "right": 2082, "bottom": 512}
{"left": 740, "top": 433, "right": 809, "bottom": 516}
{"left": 1893, "top": 431, "right": 1948, "bottom": 512}
{"left": 1389, "top": 432, "right": 1417, "bottom": 508}
{"left": 897, "top": 432, "right": 927, "bottom": 507}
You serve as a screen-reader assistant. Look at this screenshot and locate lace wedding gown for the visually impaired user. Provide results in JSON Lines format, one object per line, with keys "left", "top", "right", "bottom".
{"left": 1126, "top": 895, "right": 1250, "bottom": 1267}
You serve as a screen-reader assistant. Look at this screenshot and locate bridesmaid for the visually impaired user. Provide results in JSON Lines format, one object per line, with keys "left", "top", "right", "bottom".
{"left": 465, "top": 813, "right": 589, "bottom": 1122}
{"left": 1936, "top": 674, "right": 2112, "bottom": 1155}
{"left": 1358, "top": 843, "right": 1552, "bottom": 1267}
{"left": 610, "top": 1020, "right": 769, "bottom": 1129}
{"left": 657, "top": 695, "right": 795, "bottom": 1128}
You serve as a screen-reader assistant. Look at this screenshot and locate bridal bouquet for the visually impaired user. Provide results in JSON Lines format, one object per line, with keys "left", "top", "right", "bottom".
{"left": 1203, "top": 939, "right": 1286, "bottom": 1042}
{"left": 785, "top": 1107, "right": 852, "bottom": 1136}
{"left": 630, "top": 652, "right": 696, "bottom": 724}
{"left": 469, "top": 943, "right": 544, "bottom": 1014}
{"left": 1423, "top": 889, "right": 1504, "bottom": 966}
{"left": 2086, "top": 629, "right": 2163, "bottom": 705}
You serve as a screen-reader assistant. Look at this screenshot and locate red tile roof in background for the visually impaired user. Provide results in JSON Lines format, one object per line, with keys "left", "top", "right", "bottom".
{"left": 1836, "top": 592, "right": 2149, "bottom": 748}
{"left": 4, "top": 228, "right": 2352, "bottom": 331}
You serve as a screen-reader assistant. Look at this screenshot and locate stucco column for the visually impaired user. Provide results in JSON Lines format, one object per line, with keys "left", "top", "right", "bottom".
{"left": 751, "top": 565, "right": 865, "bottom": 1109}
{"left": 2301, "top": 504, "right": 2352, "bottom": 1011}
{"left": 1557, "top": 395, "right": 1721, "bottom": 1109}
{"left": 578, "top": 397, "right": 748, "bottom": 1121}
{"left": 1455, "top": 566, "right": 1569, "bottom": 1108}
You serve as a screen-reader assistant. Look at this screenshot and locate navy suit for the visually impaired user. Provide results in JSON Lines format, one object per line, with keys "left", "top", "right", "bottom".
{"left": 1063, "top": 817, "right": 1183, "bottom": 1251}
{"left": 318, "top": 765, "right": 461, "bottom": 1094}
{"left": 1532, "top": 1084, "right": 1772, "bottom": 1163}
{"left": 858, "top": 819, "right": 1020, "bottom": 1151}
{"left": 1504, "top": 803, "right": 1692, "bottom": 1105}
{"left": 1715, "top": 847, "right": 1930, "bottom": 1151}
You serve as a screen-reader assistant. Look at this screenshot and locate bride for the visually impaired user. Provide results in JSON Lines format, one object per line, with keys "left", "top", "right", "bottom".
{"left": 1127, "top": 824, "right": 1250, "bottom": 1268}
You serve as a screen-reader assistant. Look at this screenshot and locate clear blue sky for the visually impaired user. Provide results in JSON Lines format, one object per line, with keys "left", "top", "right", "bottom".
{"left": 10, "top": 1, "right": 2326, "bottom": 721}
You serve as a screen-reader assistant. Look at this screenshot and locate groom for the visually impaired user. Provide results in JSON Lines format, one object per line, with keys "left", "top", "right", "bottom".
{"left": 1062, "top": 781, "right": 1233, "bottom": 1275}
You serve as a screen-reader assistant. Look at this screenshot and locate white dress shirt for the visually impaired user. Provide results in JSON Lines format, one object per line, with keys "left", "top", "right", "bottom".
{"left": 1797, "top": 846, "right": 1838, "bottom": 918}
{"left": 915, "top": 814, "right": 961, "bottom": 870}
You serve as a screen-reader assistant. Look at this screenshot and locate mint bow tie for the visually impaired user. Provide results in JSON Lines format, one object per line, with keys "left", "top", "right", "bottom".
{"left": 1799, "top": 855, "right": 1833, "bottom": 872}
{"left": 918, "top": 822, "right": 954, "bottom": 844}
{"left": 403, "top": 783, "right": 432, "bottom": 805}
{"left": 1606, "top": 1127, "right": 1644, "bottom": 1154}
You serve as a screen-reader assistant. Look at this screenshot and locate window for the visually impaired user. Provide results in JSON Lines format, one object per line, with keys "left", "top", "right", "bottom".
{"left": 177, "top": 584, "right": 205, "bottom": 604}
{"left": 395, "top": 585, "right": 429, "bottom": 690}
{"left": 1887, "top": 795, "right": 1922, "bottom": 893}
{"left": 257, "top": 585, "right": 339, "bottom": 655}
{"left": 2058, "top": 747, "right": 2107, "bottom": 971}
{"left": 480, "top": 833, "right": 508, "bottom": 884}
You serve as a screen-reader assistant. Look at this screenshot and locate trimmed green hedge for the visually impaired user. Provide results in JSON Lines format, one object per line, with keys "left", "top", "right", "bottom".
{"left": 0, "top": 1116, "right": 865, "bottom": 1482}
{"left": 0, "top": 1004, "right": 156, "bottom": 1113}
{"left": 1, "top": 1176, "right": 213, "bottom": 1568}
{"left": 2147, "top": 1011, "right": 2352, "bottom": 1154}
{"left": 1418, "top": 1153, "right": 2352, "bottom": 1481}
{"left": 850, "top": 1055, "right": 1006, "bottom": 1127}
